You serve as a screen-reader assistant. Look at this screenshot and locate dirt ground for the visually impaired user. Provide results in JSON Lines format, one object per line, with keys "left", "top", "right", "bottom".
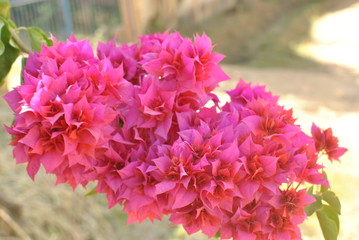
{"left": 1, "top": 1, "right": 359, "bottom": 239}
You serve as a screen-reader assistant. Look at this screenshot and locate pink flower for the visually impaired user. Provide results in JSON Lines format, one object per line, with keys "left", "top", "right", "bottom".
{"left": 191, "top": 34, "right": 229, "bottom": 92}
{"left": 140, "top": 32, "right": 229, "bottom": 108}
{"left": 228, "top": 79, "right": 278, "bottom": 107}
{"left": 268, "top": 188, "right": 315, "bottom": 225}
{"left": 97, "top": 40, "right": 140, "bottom": 83}
{"left": 4, "top": 37, "right": 123, "bottom": 188}
{"left": 3, "top": 32, "right": 346, "bottom": 240}
{"left": 267, "top": 209, "right": 302, "bottom": 240}
{"left": 169, "top": 198, "right": 222, "bottom": 238}
{"left": 311, "top": 123, "right": 347, "bottom": 161}
{"left": 126, "top": 76, "right": 176, "bottom": 141}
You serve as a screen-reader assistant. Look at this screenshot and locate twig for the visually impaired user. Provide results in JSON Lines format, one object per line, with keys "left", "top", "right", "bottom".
{"left": 0, "top": 208, "right": 32, "bottom": 240}
{"left": 8, "top": 28, "right": 31, "bottom": 55}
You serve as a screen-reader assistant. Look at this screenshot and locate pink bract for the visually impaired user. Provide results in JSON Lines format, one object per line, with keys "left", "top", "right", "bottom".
{"left": 3, "top": 32, "right": 346, "bottom": 240}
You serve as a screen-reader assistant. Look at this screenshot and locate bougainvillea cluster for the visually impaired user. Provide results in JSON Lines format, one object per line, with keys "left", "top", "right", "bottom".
{"left": 3, "top": 32, "right": 346, "bottom": 240}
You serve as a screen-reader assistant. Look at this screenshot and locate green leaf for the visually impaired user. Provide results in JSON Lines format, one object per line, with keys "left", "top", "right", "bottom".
{"left": 27, "top": 27, "right": 53, "bottom": 52}
{"left": 320, "top": 184, "right": 328, "bottom": 193}
{"left": 6, "top": 18, "right": 16, "bottom": 29}
{"left": 0, "top": 20, "right": 5, "bottom": 55}
{"left": 0, "top": 17, "right": 17, "bottom": 49}
{"left": 0, "top": 17, "right": 19, "bottom": 85}
{"left": 307, "top": 185, "right": 314, "bottom": 195}
{"left": 84, "top": 187, "right": 97, "bottom": 197}
{"left": 304, "top": 187, "right": 322, "bottom": 216}
{"left": 0, "top": 0, "right": 10, "bottom": 19}
{"left": 322, "top": 191, "right": 341, "bottom": 214}
{"left": 0, "top": 16, "right": 16, "bottom": 30}
{"left": 316, "top": 205, "right": 340, "bottom": 240}
{"left": 20, "top": 57, "right": 27, "bottom": 84}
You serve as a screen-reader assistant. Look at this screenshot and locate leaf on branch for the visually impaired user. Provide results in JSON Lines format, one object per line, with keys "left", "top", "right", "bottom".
{"left": 0, "top": 20, "right": 5, "bottom": 55}
{"left": 322, "top": 191, "right": 341, "bottom": 214}
{"left": 316, "top": 204, "right": 340, "bottom": 240}
{"left": 27, "top": 27, "right": 53, "bottom": 52}
{"left": 20, "top": 57, "right": 27, "bottom": 84}
{"left": 307, "top": 185, "right": 314, "bottom": 195}
{"left": 0, "top": 17, "right": 20, "bottom": 85}
{"left": 84, "top": 187, "right": 97, "bottom": 197}
{"left": 304, "top": 186, "right": 322, "bottom": 216}
{"left": 0, "top": 0, "right": 10, "bottom": 19}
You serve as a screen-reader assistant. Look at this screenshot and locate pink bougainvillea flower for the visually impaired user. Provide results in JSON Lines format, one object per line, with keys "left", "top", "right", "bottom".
{"left": 169, "top": 198, "right": 222, "bottom": 238}
{"left": 311, "top": 123, "right": 347, "bottom": 161}
{"left": 228, "top": 79, "right": 278, "bottom": 106}
{"left": 3, "top": 37, "right": 124, "bottom": 188}
{"left": 191, "top": 34, "right": 229, "bottom": 91}
{"left": 97, "top": 40, "right": 140, "bottom": 83}
{"left": 3, "top": 32, "right": 347, "bottom": 240}
{"left": 126, "top": 76, "right": 176, "bottom": 142}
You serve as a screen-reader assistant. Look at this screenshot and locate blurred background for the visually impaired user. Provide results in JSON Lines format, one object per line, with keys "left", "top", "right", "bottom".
{"left": 1, "top": 0, "right": 359, "bottom": 239}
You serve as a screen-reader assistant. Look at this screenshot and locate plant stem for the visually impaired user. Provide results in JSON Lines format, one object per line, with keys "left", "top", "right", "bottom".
{"left": 295, "top": 179, "right": 303, "bottom": 190}
{"left": 9, "top": 27, "right": 31, "bottom": 54}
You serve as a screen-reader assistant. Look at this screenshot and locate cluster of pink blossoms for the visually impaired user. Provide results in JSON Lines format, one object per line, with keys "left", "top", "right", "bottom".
{"left": 4, "top": 32, "right": 346, "bottom": 240}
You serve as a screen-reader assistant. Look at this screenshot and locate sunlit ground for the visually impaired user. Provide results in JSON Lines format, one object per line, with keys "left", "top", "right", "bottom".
{"left": 297, "top": 2, "right": 359, "bottom": 75}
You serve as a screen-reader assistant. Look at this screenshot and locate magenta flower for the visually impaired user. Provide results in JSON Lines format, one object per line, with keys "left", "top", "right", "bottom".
{"left": 4, "top": 37, "right": 124, "bottom": 188}
{"left": 136, "top": 77, "right": 176, "bottom": 141}
{"left": 3, "top": 32, "right": 346, "bottom": 240}
{"left": 97, "top": 40, "right": 140, "bottom": 83}
{"left": 311, "top": 123, "right": 347, "bottom": 161}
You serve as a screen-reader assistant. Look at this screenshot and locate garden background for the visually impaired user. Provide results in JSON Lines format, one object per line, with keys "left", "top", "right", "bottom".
{"left": 1, "top": 0, "right": 359, "bottom": 239}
